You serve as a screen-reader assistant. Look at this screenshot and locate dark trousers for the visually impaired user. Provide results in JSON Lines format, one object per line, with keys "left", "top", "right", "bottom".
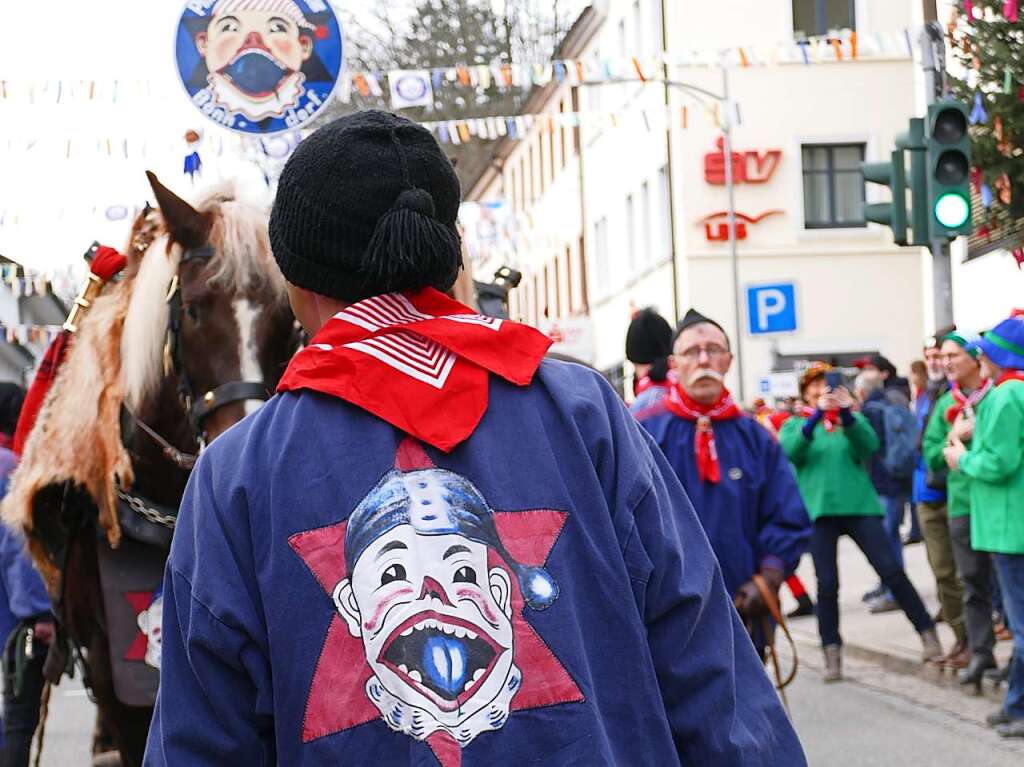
{"left": 2, "top": 631, "right": 47, "bottom": 767}
{"left": 810, "top": 515, "right": 935, "bottom": 648}
{"left": 993, "top": 554, "right": 1024, "bottom": 720}
{"left": 948, "top": 515, "right": 995, "bottom": 658}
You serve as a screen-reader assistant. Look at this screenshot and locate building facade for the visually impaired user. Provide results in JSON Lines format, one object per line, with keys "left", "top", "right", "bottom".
{"left": 466, "top": 0, "right": 1011, "bottom": 403}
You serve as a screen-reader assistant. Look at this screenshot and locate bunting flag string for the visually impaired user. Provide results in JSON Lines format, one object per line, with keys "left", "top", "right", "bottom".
{"left": 422, "top": 105, "right": 698, "bottom": 145}
{"left": 0, "top": 263, "right": 78, "bottom": 300}
{"left": 0, "top": 322, "right": 64, "bottom": 348}
{"left": 0, "top": 29, "right": 915, "bottom": 111}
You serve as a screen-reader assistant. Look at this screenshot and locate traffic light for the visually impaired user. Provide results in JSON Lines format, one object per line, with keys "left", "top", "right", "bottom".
{"left": 862, "top": 149, "right": 908, "bottom": 245}
{"left": 926, "top": 99, "right": 972, "bottom": 239}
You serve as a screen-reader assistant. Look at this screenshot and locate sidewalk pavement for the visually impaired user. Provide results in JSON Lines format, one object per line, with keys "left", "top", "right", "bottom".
{"left": 779, "top": 536, "right": 1013, "bottom": 698}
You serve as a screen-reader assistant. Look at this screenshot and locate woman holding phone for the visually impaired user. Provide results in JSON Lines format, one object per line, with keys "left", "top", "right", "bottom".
{"left": 779, "top": 363, "right": 941, "bottom": 682}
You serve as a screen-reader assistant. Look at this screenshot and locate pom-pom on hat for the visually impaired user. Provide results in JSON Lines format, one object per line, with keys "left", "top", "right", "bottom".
{"left": 269, "top": 110, "right": 463, "bottom": 303}
{"left": 344, "top": 439, "right": 559, "bottom": 611}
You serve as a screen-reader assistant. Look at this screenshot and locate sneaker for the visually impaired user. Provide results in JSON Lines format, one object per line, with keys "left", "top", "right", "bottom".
{"left": 986, "top": 709, "right": 1013, "bottom": 728}
{"left": 862, "top": 585, "right": 886, "bottom": 603}
{"left": 902, "top": 533, "right": 923, "bottom": 545}
{"left": 868, "top": 595, "right": 899, "bottom": 614}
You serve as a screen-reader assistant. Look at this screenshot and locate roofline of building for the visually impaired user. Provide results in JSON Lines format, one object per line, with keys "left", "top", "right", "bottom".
{"left": 463, "top": 1, "right": 609, "bottom": 201}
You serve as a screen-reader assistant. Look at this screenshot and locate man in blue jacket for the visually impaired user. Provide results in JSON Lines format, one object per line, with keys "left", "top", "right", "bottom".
{"left": 0, "top": 384, "right": 54, "bottom": 766}
{"left": 638, "top": 310, "right": 812, "bottom": 656}
{"left": 144, "top": 111, "right": 805, "bottom": 766}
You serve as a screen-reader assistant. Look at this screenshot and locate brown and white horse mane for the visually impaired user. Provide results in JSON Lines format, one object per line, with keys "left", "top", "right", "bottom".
{"left": 2, "top": 182, "right": 282, "bottom": 588}
{"left": 121, "top": 183, "right": 284, "bottom": 411}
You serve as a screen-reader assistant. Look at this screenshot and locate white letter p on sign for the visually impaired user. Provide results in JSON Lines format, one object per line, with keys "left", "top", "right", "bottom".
{"left": 756, "top": 289, "right": 786, "bottom": 331}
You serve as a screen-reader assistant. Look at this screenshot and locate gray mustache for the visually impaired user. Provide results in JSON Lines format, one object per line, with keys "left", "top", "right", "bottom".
{"left": 687, "top": 369, "right": 725, "bottom": 386}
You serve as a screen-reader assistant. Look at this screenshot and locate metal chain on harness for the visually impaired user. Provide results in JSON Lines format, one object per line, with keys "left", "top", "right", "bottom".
{"left": 117, "top": 489, "right": 177, "bottom": 530}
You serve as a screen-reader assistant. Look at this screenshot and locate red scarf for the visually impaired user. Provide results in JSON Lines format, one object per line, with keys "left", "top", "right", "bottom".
{"left": 664, "top": 382, "right": 741, "bottom": 483}
{"left": 945, "top": 379, "right": 994, "bottom": 424}
{"left": 800, "top": 406, "right": 840, "bottom": 432}
{"left": 277, "top": 288, "right": 552, "bottom": 452}
{"left": 996, "top": 370, "right": 1024, "bottom": 387}
{"left": 636, "top": 376, "right": 669, "bottom": 396}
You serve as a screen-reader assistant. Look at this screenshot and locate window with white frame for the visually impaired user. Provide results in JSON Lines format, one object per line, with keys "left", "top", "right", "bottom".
{"left": 625, "top": 194, "right": 636, "bottom": 272}
{"left": 632, "top": 1, "right": 642, "bottom": 54}
{"left": 593, "top": 217, "right": 610, "bottom": 295}
{"left": 801, "top": 143, "right": 866, "bottom": 229}
{"left": 640, "top": 180, "right": 652, "bottom": 268}
{"left": 650, "top": 0, "right": 663, "bottom": 55}
{"left": 792, "top": 0, "right": 855, "bottom": 38}
{"left": 657, "top": 164, "right": 672, "bottom": 261}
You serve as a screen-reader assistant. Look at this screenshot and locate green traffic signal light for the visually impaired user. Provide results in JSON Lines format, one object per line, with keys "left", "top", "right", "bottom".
{"left": 926, "top": 100, "right": 973, "bottom": 239}
{"left": 934, "top": 192, "right": 970, "bottom": 229}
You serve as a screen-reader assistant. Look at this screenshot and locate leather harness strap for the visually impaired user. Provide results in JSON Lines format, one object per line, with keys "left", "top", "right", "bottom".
{"left": 750, "top": 573, "right": 799, "bottom": 712}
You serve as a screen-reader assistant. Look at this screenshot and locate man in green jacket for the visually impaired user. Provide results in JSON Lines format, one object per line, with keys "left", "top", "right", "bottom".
{"left": 923, "top": 331, "right": 996, "bottom": 688}
{"left": 944, "top": 314, "right": 1024, "bottom": 738}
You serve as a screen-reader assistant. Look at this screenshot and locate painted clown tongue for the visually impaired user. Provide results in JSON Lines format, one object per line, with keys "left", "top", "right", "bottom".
{"left": 219, "top": 50, "right": 290, "bottom": 97}
{"left": 383, "top": 618, "right": 498, "bottom": 702}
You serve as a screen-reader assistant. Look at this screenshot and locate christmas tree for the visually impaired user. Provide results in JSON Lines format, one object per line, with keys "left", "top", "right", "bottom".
{"left": 947, "top": 0, "right": 1024, "bottom": 262}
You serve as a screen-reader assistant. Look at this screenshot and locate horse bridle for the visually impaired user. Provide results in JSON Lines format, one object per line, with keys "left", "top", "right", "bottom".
{"left": 126, "top": 242, "right": 273, "bottom": 471}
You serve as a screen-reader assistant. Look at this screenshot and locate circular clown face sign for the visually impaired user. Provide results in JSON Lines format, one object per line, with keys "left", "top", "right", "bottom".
{"left": 175, "top": 0, "right": 343, "bottom": 136}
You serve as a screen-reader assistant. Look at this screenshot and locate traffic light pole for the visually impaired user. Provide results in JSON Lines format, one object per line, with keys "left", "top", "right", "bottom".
{"left": 920, "top": 21, "right": 954, "bottom": 328}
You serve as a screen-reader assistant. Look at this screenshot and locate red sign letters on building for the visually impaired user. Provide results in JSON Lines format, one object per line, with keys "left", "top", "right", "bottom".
{"left": 703, "top": 137, "right": 782, "bottom": 185}
{"left": 699, "top": 210, "right": 783, "bottom": 242}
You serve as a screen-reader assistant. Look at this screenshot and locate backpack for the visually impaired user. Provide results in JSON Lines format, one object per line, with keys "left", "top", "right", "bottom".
{"left": 877, "top": 399, "right": 917, "bottom": 480}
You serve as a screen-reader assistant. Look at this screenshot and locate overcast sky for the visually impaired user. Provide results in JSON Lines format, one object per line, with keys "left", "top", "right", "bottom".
{"left": 0, "top": 0, "right": 577, "bottom": 272}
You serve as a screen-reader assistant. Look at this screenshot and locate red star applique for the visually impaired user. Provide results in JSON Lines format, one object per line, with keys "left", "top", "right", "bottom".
{"left": 124, "top": 591, "right": 155, "bottom": 662}
{"left": 288, "top": 507, "right": 582, "bottom": 767}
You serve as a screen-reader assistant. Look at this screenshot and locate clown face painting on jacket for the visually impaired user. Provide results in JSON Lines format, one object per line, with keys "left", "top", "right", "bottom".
{"left": 327, "top": 443, "right": 559, "bottom": 749}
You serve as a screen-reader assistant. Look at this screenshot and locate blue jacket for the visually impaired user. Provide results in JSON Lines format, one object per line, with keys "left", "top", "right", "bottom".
{"left": 0, "top": 448, "right": 53, "bottom": 651}
{"left": 861, "top": 390, "right": 913, "bottom": 498}
{"left": 640, "top": 411, "right": 811, "bottom": 595}
{"left": 145, "top": 361, "right": 805, "bottom": 766}
{"left": 912, "top": 391, "right": 945, "bottom": 505}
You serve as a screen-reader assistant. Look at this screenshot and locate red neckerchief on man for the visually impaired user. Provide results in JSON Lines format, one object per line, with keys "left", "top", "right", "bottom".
{"left": 996, "top": 370, "right": 1024, "bottom": 387}
{"left": 635, "top": 376, "right": 669, "bottom": 396}
{"left": 277, "top": 288, "right": 552, "bottom": 452}
{"left": 800, "top": 406, "right": 840, "bottom": 433}
{"left": 664, "top": 381, "right": 742, "bottom": 483}
{"left": 945, "top": 379, "right": 994, "bottom": 424}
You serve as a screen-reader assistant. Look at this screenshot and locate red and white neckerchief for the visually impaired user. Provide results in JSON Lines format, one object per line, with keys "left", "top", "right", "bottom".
{"left": 996, "top": 370, "right": 1024, "bottom": 387}
{"left": 664, "top": 382, "right": 742, "bottom": 484}
{"left": 945, "top": 379, "right": 994, "bottom": 424}
{"left": 277, "top": 288, "right": 552, "bottom": 452}
{"left": 800, "top": 406, "right": 841, "bottom": 433}
{"left": 635, "top": 376, "right": 667, "bottom": 396}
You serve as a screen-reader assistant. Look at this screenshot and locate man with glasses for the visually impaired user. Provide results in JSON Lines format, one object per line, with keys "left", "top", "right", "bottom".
{"left": 640, "top": 309, "right": 811, "bottom": 656}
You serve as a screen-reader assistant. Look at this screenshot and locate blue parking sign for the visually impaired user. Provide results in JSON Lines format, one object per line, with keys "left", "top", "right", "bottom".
{"left": 747, "top": 283, "right": 797, "bottom": 335}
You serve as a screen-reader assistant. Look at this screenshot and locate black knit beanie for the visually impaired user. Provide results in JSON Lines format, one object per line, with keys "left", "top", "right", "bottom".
{"left": 269, "top": 110, "right": 463, "bottom": 303}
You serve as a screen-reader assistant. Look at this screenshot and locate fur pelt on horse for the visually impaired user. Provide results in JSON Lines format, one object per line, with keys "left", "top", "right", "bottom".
{"left": 2, "top": 280, "right": 134, "bottom": 588}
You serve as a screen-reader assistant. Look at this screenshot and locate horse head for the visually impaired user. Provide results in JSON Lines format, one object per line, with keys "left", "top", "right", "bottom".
{"left": 121, "top": 173, "right": 298, "bottom": 452}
